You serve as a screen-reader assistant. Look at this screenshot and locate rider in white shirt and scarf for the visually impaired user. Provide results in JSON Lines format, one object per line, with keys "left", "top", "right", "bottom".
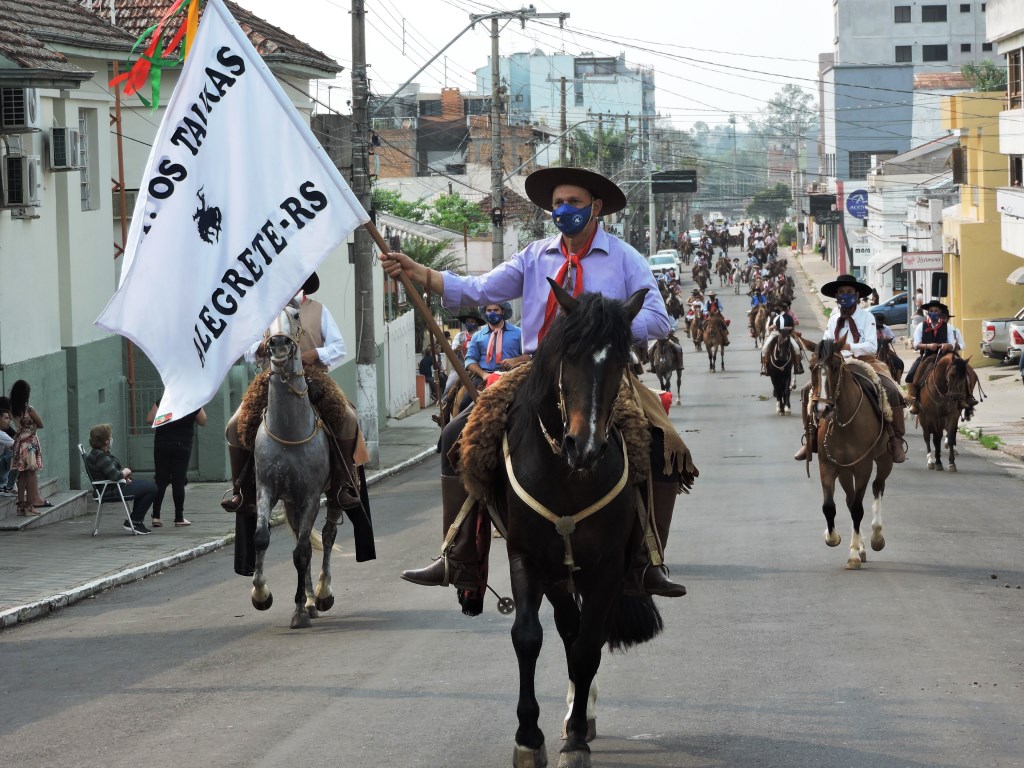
{"left": 794, "top": 274, "right": 907, "bottom": 464}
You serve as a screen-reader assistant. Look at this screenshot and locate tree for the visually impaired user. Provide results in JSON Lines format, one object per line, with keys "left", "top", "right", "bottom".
{"left": 746, "top": 84, "right": 817, "bottom": 152}
{"left": 746, "top": 183, "right": 792, "bottom": 222}
{"left": 371, "top": 188, "right": 427, "bottom": 222}
{"left": 962, "top": 60, "right": 1008, "bottom": 92}
{"left": 427, "top": 193, "right": 490, "bottom": 236}
{"left": 394, "top": 236, "right": 465, "bottom": 348}
{"left": 567, "top": 127, "right": 629, "bottom": 173}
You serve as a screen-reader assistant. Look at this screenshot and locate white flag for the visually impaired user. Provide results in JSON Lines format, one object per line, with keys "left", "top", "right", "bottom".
{"left": 96, "top": 0, "right": 368, "bottom": 425}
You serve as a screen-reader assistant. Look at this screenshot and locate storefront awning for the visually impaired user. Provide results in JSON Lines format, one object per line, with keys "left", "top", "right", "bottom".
{"left": 866, "top": 248, "right": 902, "bottom": 273}
{"left": 1006, "top": 266, "right": 1024, "bottom": 285}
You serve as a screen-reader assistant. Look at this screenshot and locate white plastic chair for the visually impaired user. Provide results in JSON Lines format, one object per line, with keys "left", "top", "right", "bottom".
{"left": 78, "top": 444, "right": 136, "bottom": 537}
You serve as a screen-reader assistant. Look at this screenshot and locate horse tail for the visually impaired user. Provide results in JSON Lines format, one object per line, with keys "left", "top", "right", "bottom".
{"left": 606, "top": 594, "right": 664, "bottom": 651}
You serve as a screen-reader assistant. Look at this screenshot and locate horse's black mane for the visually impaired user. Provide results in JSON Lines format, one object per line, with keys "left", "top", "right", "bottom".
{"left": 817, "top": 336, "right": 837, "bottom": 361}
{"left": 517, "top": 291, "right": 634, "bottom": 411}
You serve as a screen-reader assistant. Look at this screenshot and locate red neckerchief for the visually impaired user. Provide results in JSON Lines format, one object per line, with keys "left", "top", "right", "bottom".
{"left": 834, "top": 310, "right": 860, "bottom": 344}
{"left": 538, "top": 226, "right": 599, "bottom": 341}
{"left": 485, "top": 323, "right": 504, "bottom": 365}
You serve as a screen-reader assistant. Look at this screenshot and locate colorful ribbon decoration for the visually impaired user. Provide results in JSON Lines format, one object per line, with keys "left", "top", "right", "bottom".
{"left": 109, "top": 0, "right": 202, "bottom": 109}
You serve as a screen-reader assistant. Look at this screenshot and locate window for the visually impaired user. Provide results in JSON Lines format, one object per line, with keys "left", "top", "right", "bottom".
{"left": 78, "top": 108, "right": 99, "bottom": 211}
{"left": 961, "top": 43, "right": 972, "bottom": 52}
{"left": 922, "top": 5, "right": 948, "bottom": 21}
{"left": 894, "top": 5, "right": 911, "bottom": 22}
{"left": 1010, "top": 155, "right": 1023, "bottom": 187}
{"left": 895, "top": 45, "right": 913, "bottom": 63}
{"left": 922, "top": 44, "right": 949, "bottom": 61}
{"left": 849, "top": 150, "right": 896, "bottom": 180}
{"left": 960, "top": 3, "right": 970, "bottom": 10}
{"left": 1009, "top": 49, "right": 1022, "bottom": 109}
{"left": 982, "top": 42, "right": 993, "bottom": 51}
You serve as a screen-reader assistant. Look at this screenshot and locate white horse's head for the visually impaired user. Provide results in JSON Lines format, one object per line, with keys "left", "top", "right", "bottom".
{"left": 265, "top": 298, "right": 303, "bottom": 373}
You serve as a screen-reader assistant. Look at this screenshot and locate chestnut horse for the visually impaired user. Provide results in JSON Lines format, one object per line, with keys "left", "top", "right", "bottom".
{"left": 807, "top": 338, "right": 892, "bottom": 569}
{"left": 916, "top": 353, "right": 972, "bottom": 472}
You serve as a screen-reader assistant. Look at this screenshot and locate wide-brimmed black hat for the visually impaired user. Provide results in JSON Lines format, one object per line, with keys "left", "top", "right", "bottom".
{"left": 820, "top": 273, "right": 872, "bottom": 299}
{"left": 524, "top": 167, "right": 627, "bottom": 215}
{"left": 921, "top": 300, "right": 948, "bottom": 313}
{"left": 302, "top": 271, "right": 320, "bottom": 295}
{"left": 457, "top": 307, "right": 484, "bottom": 324}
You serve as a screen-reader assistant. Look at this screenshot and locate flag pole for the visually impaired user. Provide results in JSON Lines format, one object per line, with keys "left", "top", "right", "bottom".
{"left": 363, "top": 222, "right": 479, "bottom": 403}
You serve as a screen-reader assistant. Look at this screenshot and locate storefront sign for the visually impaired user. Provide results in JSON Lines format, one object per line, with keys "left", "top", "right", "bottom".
{"left": 901, "top": 250, "right": 943, "bottom": 271}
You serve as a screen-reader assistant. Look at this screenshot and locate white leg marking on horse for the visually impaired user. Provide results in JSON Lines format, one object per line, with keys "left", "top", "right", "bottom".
{"left": 315, "top": 572, "right": 333, "bottom": 600}
{"left": 847, "top": 530, "right": 863, "bottom": 569}
{"left": 825, "top": 528, "right": 841, "bottom": 547}
{"left": 871, "top": 497, "right": 885, "bottom": 551}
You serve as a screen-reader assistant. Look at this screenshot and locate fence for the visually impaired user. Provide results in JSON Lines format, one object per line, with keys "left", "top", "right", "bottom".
{"left": 384, "top": 310, "right": 417, "bottom": 416}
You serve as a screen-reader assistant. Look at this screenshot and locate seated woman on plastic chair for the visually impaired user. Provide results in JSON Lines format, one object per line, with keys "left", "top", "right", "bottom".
{"left": 84, "top": 424, "right": 158, "bottom": 535}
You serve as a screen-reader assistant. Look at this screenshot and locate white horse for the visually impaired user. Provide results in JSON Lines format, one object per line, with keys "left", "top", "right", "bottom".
{"left": 250, "top": 299, "right": 338, "bottom": 629}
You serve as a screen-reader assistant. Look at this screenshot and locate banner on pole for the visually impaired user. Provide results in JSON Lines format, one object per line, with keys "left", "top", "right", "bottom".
{"left": 97, "top": 0, "right": 368, "bottom": 424}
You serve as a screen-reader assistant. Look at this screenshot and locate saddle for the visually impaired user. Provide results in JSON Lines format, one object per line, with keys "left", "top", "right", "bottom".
{"left": 843, "top": 358, "right": 894, "bottom": 423}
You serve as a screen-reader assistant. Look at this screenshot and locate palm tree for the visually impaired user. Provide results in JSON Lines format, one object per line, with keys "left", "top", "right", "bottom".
{"left": 397, "top": 236, "right": 464, "bottom": 351}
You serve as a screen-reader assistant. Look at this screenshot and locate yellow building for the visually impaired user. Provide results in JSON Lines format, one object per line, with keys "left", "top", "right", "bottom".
{"left": 941, "top": 92, "right": 1021, "bottom": 367}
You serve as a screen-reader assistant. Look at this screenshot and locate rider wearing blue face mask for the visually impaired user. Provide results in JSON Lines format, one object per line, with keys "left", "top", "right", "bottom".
{"left": 794, "top": 274, "right": 907, "bottom": 464}
{"left": 906, "top": 300, "right": 955, "bottom": 414}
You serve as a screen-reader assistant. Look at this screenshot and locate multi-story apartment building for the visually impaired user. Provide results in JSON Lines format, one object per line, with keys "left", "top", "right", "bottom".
{"left": 474, "top": 49, "right": 655, "bottom": 152}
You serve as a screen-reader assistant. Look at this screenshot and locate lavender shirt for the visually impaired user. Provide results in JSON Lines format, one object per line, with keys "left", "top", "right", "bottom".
{"left": 441, "top": 226, "right": 671, "bottom": 354}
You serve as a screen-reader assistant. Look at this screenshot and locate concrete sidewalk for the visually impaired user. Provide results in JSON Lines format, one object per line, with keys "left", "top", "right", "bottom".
{"left": 788, "top": 246, "right": 1024, "bottom": 462}
{"left": 0, "top": 406, "right": 441, "bottom": 630}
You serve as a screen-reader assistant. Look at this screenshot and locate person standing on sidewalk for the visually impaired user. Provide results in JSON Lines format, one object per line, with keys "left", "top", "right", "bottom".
{"left": 146, "top": 399, "right": 207, "bottom": 528}
{"left": 382, "top": 166, "right": 696, "bottom": 614}
{"left": 0, "top": 407, "right": 14, "bottom": 496}
{"left": 85, "top": 423, "right": 157, "bottom": 534}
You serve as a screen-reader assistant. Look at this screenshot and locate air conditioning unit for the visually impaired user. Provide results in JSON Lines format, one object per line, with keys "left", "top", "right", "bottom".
{"left": 0, "top": 88, "right": 42, "bottom": 133}
{"left": 2, "top": 154, "right": 42, "bottom": 207}
{"left": 48, "top": 127, "right": 82, "bottom": 170}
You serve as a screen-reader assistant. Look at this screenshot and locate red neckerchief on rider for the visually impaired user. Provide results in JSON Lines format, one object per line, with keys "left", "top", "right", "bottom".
{"left": 485, "top": 322, "right": 504, "bottom": 365}
{"left": 539, "top": 225, "right": 599, "bottom": 341}
{"left": 834, "top": 309, "right": 861, "bottom": 344}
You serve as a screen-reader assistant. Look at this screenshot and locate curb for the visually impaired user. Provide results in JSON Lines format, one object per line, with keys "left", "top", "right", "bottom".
{"left": 0, "top": 446, "right": 438, "bottom": 631}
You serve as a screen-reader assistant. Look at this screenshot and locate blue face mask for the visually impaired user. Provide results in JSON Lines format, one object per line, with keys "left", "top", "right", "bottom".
{"left": 927, "top": 311, "right": 940, "bottom": 323}
{"left": 465, "top": 321, "right": 478, "bottom": 332}
{"left": 485, "top": 311, "right": 503, "bottom": 326}
{"left": 836, "top": 293, "right": 858, "bottom": 310}
{"left": 552, "top": 203, "right": 592, "bottom": 236}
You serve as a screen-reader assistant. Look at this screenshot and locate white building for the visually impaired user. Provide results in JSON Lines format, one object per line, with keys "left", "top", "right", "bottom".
{"left": 987, "top": 0, "right": 1024, "bottom": 281}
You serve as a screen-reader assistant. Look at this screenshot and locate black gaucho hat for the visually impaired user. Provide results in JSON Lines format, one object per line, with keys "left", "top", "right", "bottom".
{"left": 302, "top": 271, "right": 320, "bottom": 295}
{"left": 524, "top": 167, "right": 627, "bottom": 216}
{"left": 921, "top": 300, "right": 948, "bottom": 313}
{"left": 457, "top": 307, "right": 484, "bottom": 324}
{"left": 820, "top": 273, "right": 872, "bottom": 299}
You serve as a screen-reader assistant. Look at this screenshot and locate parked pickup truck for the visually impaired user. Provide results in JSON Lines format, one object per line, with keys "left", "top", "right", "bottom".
{"left": 980, "top": 306, "right": 1024, "bottom": 362}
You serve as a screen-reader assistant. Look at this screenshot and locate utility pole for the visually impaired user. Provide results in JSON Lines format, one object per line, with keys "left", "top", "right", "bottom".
{"left": 648, "top": 117, "right": 656, "bottom": 254}
{"left": 559, "top": 76, "right": 567, "bottom": 166}
{"left": 471, "top": 6, "right": 569, "bottom": 269}
{"left": 596, "top": 113, "right": 604, "bottom": 174}
{"left": 351, "top": 0, "right": 378, "bottom": 467}
{"left": 489, "top": 18, "right": 504, "bottom": 269}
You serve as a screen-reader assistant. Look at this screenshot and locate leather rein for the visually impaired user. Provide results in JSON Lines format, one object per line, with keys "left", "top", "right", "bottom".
{"left": 262, "top": 325, "right": 322, "bottom": 447}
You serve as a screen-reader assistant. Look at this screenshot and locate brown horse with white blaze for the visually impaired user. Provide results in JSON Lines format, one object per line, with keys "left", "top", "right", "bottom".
{"left": 807, "top": 337, "right": 893, "bottom": 569}
{"left": 916, "top": 353, "right": 972, "bottom": 472}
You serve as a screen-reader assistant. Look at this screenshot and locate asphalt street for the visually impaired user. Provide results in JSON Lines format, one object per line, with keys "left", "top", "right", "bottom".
{"left": 0, "top": 266, "right": 1022, "bottom": 768}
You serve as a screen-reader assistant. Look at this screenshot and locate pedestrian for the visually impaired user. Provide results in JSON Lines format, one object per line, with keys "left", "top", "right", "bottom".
{"left": 84, "top": 423, "right": 158, "bottom": 534}
{"left": 382, "top": 166, "right": 695, "bottom": 614}
{"left": 0, "top": 405, "right": 14, "bottom": 496}
{"left": 12, "top": 413, "right": 43, "bottom": 516}
{"left": 9, "top": 380, "right": 49, "bottom": 510}
{"left": 914, "top": 287, "right": 924, "bottom": 316}
{"left": 146, "top": 398, "right": 207, "bottom": 527}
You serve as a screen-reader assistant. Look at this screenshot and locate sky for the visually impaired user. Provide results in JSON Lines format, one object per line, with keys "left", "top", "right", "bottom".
{"left": 234, "top": 0, "right": 835, "bottom": 131}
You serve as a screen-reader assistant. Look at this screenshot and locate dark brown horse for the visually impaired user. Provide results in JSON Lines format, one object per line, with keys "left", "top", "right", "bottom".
{"left": 808, "top": 338, "right": 892, "bottom": 569}
{"left": 876, "top": 336, "right": 905, "bottom": 384}
{"left": 715, "top": 255, "right": 731, "bottom": 286}
{"left": 651, "top": 335, "right": 684, "bottom": 404}
{"left": 916, "top": 353, "right": 972, "bottom": 472}
{"left": 502, "top": 282, "right": 664, "bottom": 768}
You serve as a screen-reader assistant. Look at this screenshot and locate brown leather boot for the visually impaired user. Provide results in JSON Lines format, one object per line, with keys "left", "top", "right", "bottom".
{"left": 625, "top": 483, "right": 687, "bottom": 598}
{"left": 400, "top": 476, "right": 480, "bottom": 590}
{"left": 906, "top": 383, "right": 919, "bottom": 414}
{"left": 889, "top": 405, "right": 907, "bottom": 464}
{"left": 221, "top": 444, "right": 251, "bottom": 512}
{"left": 331, "top": 437, "right": 362, "bottom": 509}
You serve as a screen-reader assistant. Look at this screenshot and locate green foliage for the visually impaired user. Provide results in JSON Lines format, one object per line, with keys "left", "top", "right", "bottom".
{"left": 979, "top": 434, "right": 1004, "bottom": 450}
{"left": 372, "top": 188, "right": 426, "bottom": 222}
{"left": 779, "top": 222, "right": 797, "bottom": 245}
{"left": 427, "top": 193, "right": 490, "bottom": 237}
{"left": 400, "top": 236, "right": 463, "bottom": 275}
{"left": 961, "top": 60, "right": 1007, "bottom": 92}
{"left": 746, "top": 84, "right": 818, "bottom": 151}
{"left": 567, "top": 127, "right": 629, "bottom": 171}
{"left": 746, "top": 183, "right": 793, "bottom": 222}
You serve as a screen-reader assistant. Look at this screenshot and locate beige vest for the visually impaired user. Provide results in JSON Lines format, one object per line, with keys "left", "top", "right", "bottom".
{"left": 298, "top": 299, "right": 326, "bottom": 369}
